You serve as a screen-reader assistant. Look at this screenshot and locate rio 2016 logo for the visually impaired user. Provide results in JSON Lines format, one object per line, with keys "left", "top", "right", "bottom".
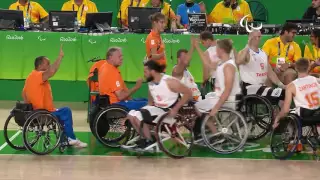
{"left": 239, "top": 14, "right": 262, "bottom": 33}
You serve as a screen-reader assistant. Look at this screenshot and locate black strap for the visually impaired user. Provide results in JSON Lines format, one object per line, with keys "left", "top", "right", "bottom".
{"left": 277, "top": 42, "right": 291, "bottom": 58}
{"left": 17, "top": 2, "right": 31, "bottom": 16}
{"left": 73, "top": 4, "right": 85, "bottom": 20}
{"left": 130, "top": 0, "right": 141, "bottom": 7}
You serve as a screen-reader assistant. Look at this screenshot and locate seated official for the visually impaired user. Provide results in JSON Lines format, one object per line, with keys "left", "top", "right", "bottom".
{"left": 237, "top": 30, "right": 286, "bottom": 104}
{"left": 176, "top": 0, "right": 201, "bottom": 28}
{"left": 98, "top": 47, "right": 147, "bottom": 110}
{"left": 302, "top": 0, "right": 320, "bottom": 20}
{"left": 195, "top": 39, "right": 241, "bottom": 115}
{"left": 146, "top": 0, "right": 181, "bottom": 30}
{"left": 9, "top": 0, "right": 49, "bottom": 23}
{"left": 262, "top": 23, "right": 302, "bottom": 85}
{"left": 117, "top": 0, "right": 149, "bottom": 28}
{"left": 125, "top": 60, "right": 192, "bottom": 149}
{"left": 304, "top": 29, "right": 320, "bottom": 76}
{"left": 61, "top": 0, "right": 98, "bottom": 26}
{"left": 207, "top": 0, "right": 253, "bottom": 24}
{"left": 87, "top": 59, "right": 106, "bottom": 103}
{"left": 172, "top": 48, "right": 201, "bottom": 101}
{"left": 273, "top": 58, "right": 320, "bottom": 129}
{"left": 22, "top": 46, "right": 87, "bottom": 148}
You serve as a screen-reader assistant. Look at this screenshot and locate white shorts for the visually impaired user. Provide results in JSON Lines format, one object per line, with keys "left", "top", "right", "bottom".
{"left": 195, "top": 92, "right": 238, "bottom": 113}
{"left": 128, "top": 105, "right": 167, "bottom": 123}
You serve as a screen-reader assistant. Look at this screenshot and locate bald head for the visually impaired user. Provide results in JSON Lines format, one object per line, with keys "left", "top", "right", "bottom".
{"left": 248, "top": 30, "right": 262, "bottom": 48}
{"left": 249, "top": 30, "right": 261, "bottom": 37}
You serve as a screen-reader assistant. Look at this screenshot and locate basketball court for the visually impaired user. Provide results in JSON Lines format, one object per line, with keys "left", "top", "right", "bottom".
{"left": 1, "top": 101, "right": 319, "bottom": 180}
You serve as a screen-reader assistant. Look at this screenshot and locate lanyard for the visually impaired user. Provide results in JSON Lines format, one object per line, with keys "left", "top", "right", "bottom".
{"left": 129, "top": 0, "right": 141, "bottom": 7}
{"left": 277, "top": 42, "right": 290, "bottom": 58}
{"left": 73, "top": 4, "right": 85, "bottom": 20}
{"left": 17, "top": 3, "right": 31, "bottom": 17}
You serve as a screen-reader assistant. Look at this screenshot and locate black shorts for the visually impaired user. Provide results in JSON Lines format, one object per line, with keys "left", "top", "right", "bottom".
{"left": 299, "top": 107, "right": 320, "bottom": 125}
{"left": 242, "top": 82, "right": 285, "bottom": 104}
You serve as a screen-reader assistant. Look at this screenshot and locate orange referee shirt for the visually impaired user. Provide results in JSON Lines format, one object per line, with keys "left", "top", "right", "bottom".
{"left": 145, "top": 30, "right": 166, "bottom": 70}
{"left": 98, "top": 61, "right": 129, "bottom": 104}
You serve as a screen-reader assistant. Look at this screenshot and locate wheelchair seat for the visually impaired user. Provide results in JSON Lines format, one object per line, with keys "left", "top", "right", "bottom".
{"left": 300, "top": 108, "right": 320, "bottom": 126}
{"left": 12, "top": 102, "right": 33, "bottom": 127}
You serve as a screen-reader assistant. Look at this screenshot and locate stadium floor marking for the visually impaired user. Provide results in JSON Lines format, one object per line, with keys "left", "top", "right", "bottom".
{"left": 0, "top": 130, "right": 21, "bottom": 151}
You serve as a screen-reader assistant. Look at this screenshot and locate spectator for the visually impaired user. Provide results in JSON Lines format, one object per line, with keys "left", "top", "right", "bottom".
{"left": 61, "top": 0, "right": 98, "bottom": 26}
{"left": 262, "top": 22, "right": 302, "bottom": 85}
{"left": 207, "top": 0, "right": 252, "bottom": 24}
{"left": 302, "top": 0, "right": 320, "bottom": 20}
{"left": 176, "top": 0, "right": 201, "bottom": 28}
{"left": 117, "top": 0, "right": 149, "bottom": 28}
{"left": 9, "top": 0, "right": 48, "bottom": 23}
{"left": 146, "top": 0, "right": 179, "bottom": 30}
{"left": 303, "top": 29, "right": 320, "bottom": 76}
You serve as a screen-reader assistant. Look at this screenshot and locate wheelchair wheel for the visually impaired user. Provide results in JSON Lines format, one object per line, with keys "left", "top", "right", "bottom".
{"left": 22, "top": 111, "right": 63, "bottom": 155}
{"left": 94, "top": 105, "right": 132, "bottom": 148}
{"left": 240, "top": 95, "right": 273, "bottom": 141}
{"left": 201, "top": 108, "right": 248, "bottom": 154}
{"left": 155, "top": 113, "right": 194, "bottom": 159}
{"left": 3, "top": 113, "right": 25, "bottom": 150}
{"left": 270, "top": 114, "right": 301, "bottom": 160}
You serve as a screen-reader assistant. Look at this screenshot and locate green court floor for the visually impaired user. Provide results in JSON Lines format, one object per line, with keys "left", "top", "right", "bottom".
{"left": 0, "top": 130, "right": 317, "bottom": 160}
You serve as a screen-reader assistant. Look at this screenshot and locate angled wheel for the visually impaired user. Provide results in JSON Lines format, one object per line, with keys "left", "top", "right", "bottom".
{"left": 155, "top": 113, "right": 194, "bottom": 159}
{"left": 201, "top": 108, "right": 248, "bottom": 154}
{"left": 23, "top": 110, "right": 62, "bottom": 155}
{"left": 240, "top": 95, "right": 273, "bottom": 141}
{"left": 270, "top": 114, "right": 301, "bottom": 160}
{"left": 93, "top": 105, "right": 132, "bottom": 148}
{"left": 3, "top": 113, "right": 25, "bottom": 150}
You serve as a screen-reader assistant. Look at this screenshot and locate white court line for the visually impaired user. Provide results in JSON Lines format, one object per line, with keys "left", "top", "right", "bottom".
{"left": 0, "top": 130, "right": 21, "bottom": 151}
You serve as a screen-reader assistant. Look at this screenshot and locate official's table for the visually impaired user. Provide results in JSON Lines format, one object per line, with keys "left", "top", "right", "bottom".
{"left": 0, "top": 31, "right": 309, "bottom": 83}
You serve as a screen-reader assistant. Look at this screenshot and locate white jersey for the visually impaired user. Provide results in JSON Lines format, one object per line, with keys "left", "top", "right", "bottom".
{"left": 148, "top": 74, "right": 179, "bottom": 108}
{"left": 239, "top": 48, "right": 268, "bottom": 85}
{"left": 206, "top": 46, "right": 235, "bottom": 79}
{"left": 215, "top": 59, "right": 241, "bottom": 98}
{"left": 179, "top": 68, "right": 201, "bottom": 98}
{"left": 292, "top": 76, "right": 320, "bottom": 111}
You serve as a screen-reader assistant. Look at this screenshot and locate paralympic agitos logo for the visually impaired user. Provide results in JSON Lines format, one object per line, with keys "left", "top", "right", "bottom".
{"left": 239, "top": 14, "right": 262, "bottom": 33}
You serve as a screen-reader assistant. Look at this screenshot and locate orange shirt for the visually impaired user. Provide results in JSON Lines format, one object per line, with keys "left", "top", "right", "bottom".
{"left": 145, "top": 30, "right": 166, "bottom": 68}
{"left": 98, "top": 61, "right": 128, "bottom": 104}
{"left": 23, "top": 70, "right": 55, "bottom": 112}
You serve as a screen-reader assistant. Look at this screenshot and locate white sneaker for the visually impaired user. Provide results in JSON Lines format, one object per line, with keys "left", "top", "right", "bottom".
{"left": 68, "top": 139, "right": 88, "bottom": 148}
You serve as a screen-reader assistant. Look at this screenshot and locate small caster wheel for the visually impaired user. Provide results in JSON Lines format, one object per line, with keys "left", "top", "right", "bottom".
{"left": 59, "top": 146, "right": 65, "bottom": 153}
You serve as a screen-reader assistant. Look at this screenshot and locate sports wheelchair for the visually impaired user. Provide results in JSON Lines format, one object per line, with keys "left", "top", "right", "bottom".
{"left": 196, "top": 93, "right": 249, "bottom": 154}
{"left": 89, "top": 95, "right": 135, "bottom": 148}
{"left": 3, "top": 102, "right": 68, "bottom": 155}
{"left": 122, "top": 94, "right": 251, "bottom": 158}
{"left": 270, "top": 108, "right": 320, "bottom": 160}
{"left": 202, "top": 79, "right": 278, "bottom": 141}
{"left": 122, "top": 102, "right": 198, "bottom": 159}
{"left": 87, "top": 64, "right": 143, "bottom": 148}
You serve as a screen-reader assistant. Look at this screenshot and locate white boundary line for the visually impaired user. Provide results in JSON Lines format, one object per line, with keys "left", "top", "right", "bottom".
{"left": 0, "top": 131, "right": 21, "bottom": 151}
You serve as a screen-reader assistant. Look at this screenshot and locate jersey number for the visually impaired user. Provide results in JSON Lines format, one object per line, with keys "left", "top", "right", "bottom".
{"left": 305, "top": 92, "right": 320, "bottom": 108}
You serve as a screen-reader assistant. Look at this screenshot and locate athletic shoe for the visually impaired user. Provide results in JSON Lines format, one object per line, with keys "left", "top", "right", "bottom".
{"left": 68, "top": 138, "right": 88, "bottom": 148}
